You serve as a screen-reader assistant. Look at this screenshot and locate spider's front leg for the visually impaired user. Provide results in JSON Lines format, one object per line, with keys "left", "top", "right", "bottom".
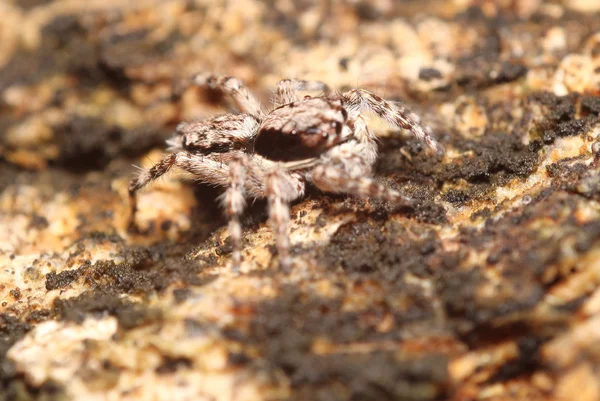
{"left": 341, "top": 89, "right": 444, "bottom": 155}
{"left": 265, "top": 166, "right": 306, "bottom": 270}
{"left": 128, "top": 152, "right": 231, "bottom": 232}
{"left": 128, "top": 153, "right": 179, "bottom": 232}
{"left": 274, "top": 78, "right": 330, "bottom": 106}
{"left": 175, "top": 73, "right": 264, "bottom": 118}
{"left": 219, "top": 154, "right": 248, "bottom": 272}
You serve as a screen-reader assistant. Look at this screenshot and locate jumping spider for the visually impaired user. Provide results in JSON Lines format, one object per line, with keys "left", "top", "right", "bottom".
{"left": 129, "top": 74, "right": 443, "bottom": 271}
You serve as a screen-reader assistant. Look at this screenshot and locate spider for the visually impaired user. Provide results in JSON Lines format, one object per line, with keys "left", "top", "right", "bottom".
{"left": 128, "top": 74, "right": 443, "bottom": 271}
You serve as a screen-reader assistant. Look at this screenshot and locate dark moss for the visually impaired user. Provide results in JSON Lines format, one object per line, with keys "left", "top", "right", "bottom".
{"left": 442, "top": 189, "right": 471, "bottom": 205}
{"left": 53, "top": 290, "right": 161, "bottom": 330}
{"left": 45, "top": 241, "right": 219, "bottom": 332}
{"left": 442, "top": 132, "right": 540, "bottom": 182}
{"left": 52, "top": 116, "right": 167, "bottom": 172}
{"left": 227, "top": 351, "right": 251, "bottom": 366}
{"left": 409, "top": 200, "right": 449, "bottom": 225}
{"left": 418, "top": 68, "right": 443, "bottom": 81}
{"left": 0, "top": 315, "right": 30, "bottom": 361}
{"left": 82, "top": 260, "right": 155, "bottom": 295}
{"left": 155, "top": 356, "right": 193, "bottom": 374}
{"left": 436, "top": 267, "right": 485, "bottom": 321}
{"left": 550, "top": 117, "right": 594, "bottom": 139}
{"left": 440, "top": 191, "right": 600, "bottom": 331}
{"left": 0, "top": 14, "right": 95, "bottom": 91}
{"left": 172, "top": 288, "right": 191, "bottom": 304}
{"left": 0, "top": 12, "right": 185, "bottom": 173}
{"left": 99, "top": 29, "right": 184, "bottom": 82}
{"left": 530, "top": 92, "right": 577, "bottom": 125}
{"left": 455, "top": 58, "right": 527, "bottom": 89}
{"left": 15, "top": 0, "right": 53, "bottom": 9}
{"left": 232, "top": 286, "right": 449, "bottom": 401}
{"left": 25, "top": 309, "right": 52, "bottom": 324}
{"left": 0, "top": 162, "right": 19, "bottom": 193}
{"left": 29, "top": 215, "right": 50, "bottom": 230}
{"left": 485, "top": 336, "right": 543, "bottom": 384}
{"left": 0, "top": 12, "right": 183, "bottom": 92}
{"left": 321, "top": 218, "right": 442, "bottom": 280}
{"left": 117, "top": 244, "right": 218, "bottom": 291}
{"left": 46, "top": 269, "right": 82, "bottom": 291}
{"left": 338, "top": 57, "right": 350, "bottom": 71}
{"left": 581, "top": 96, "right": 600, "bottom": 116}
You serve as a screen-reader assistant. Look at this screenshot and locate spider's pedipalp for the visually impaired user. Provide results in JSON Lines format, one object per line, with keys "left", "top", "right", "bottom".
{"left": 341, "top": 88, "right": 444, "bottom": 154}
{"left": 275, "top": 78, "right": 330, "bottom": 105}
{"left": 311, "top": 163, "right": 411, "bottom": 204}
{"left": 347, "top": 116, "right": 378, "bottom": 169}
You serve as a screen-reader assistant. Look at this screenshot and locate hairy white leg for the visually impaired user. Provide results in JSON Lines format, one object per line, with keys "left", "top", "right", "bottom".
{"left": 219, "top": 155, "right": 248, "bottom": 272}
{"left": 167, "top": 113, "right": 259, "bottom": 154}
{"left": 265, "top": 167, "right": 306, "bottom": 270}
{"left": 274, "top": 78, "right": 330, "bottom": 105}
{"left": 128, "top": 153, "right": 179, "bottom": 230}
{"left": 128, "top": 152, "right": 232, "bottom": 230}
{"left": 193, "top": 73, "right": 265, "bottom": 119}
{"left": 341, "top": 88, "right": 443, "bottom": 154}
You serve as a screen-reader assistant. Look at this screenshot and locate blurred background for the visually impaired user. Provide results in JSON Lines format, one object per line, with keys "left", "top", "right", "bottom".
{"left": 1, "top": 0, "right": 598, "bottom": 175}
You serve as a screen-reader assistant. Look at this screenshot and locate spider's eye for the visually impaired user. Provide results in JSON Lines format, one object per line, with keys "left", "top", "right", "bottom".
{"left": 331, "top": 120, "right": 343, "bottom": 134}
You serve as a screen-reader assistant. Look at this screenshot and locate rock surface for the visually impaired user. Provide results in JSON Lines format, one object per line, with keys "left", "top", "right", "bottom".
{"left": 1, "top": 0, "right": 600, "bottom": 400}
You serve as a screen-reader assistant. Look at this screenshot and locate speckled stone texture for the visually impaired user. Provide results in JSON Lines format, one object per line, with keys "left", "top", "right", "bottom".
{"left": 1, "top": 0, "right": 600, "bottom": 400}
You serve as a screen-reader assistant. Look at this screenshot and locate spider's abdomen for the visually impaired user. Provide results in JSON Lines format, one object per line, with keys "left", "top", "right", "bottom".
{"left": 254, "top": 97, "right": 349, "bottom": 161}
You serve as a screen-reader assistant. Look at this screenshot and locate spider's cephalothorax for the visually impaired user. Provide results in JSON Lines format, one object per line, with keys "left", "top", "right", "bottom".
{"left": 129, "top": 74, "right": 444, "bottom": 271}
{"left": 254, "top": 97, "right": 350, "bottom": 161}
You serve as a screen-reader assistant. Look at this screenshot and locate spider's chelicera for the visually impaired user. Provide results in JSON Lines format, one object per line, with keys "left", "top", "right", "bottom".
{"left": 128, "top": 74, "right": 444, "bottom": 271}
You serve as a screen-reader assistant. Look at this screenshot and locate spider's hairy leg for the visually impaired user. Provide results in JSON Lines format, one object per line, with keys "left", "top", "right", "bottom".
{"left": 219, "top": 154, "right": 248, "bottom": 272}
{"left": 192, "top": 73, "right": 265, "bottom": 118}
{"left": 128, "top": 153, "right": 179, "bottom": 231}
{"left": 341, "top": 89, "right": 444, "bottom": 154}
{"left": 172, "top": 114, "right": 259, "bottom": 154}
{"left": 275, "top": 78, "right": 330, "bottom": 105}
{"left": 265, "top": 167, "right": 305, "bottom": 270}
{"left": 128, "top": 152, "right": 231, "bottom": 231}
